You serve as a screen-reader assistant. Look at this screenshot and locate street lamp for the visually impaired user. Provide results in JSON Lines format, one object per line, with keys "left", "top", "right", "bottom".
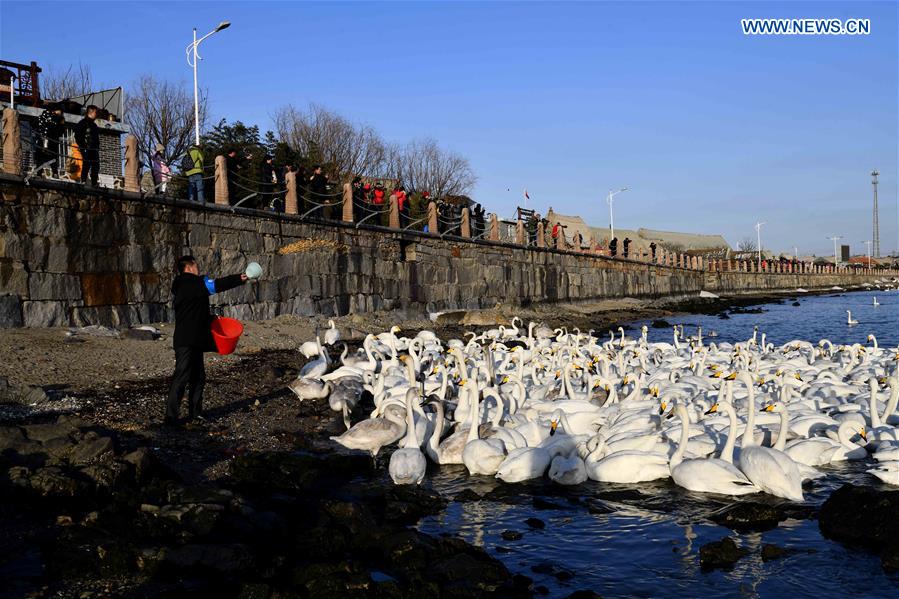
{"left": 862, "top": 240, "right": 872, "bottom": 271}
{"left": 828, "top": 236, "right": 843, "bottom": 266}
{"left": 185, "top": 20, "right": 231, "bottom": 145}
{"left": 754, "top": 221, "right": 766, "bottom": 269}
{"left": 606, "top": 187, "right": 628, "bottom": 241}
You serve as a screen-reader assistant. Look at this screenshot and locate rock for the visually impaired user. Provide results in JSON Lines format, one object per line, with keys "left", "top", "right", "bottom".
{"left": 0, "top": 294, "right": 24, "bottom": 328}
{"left": 532, "top": 497, "right": 566, "bottom": 510}
{"left": 792, "top": 302, "right": 801, "bottom": 307}
{"left": 567, "top": 592, "right": 603, "bottom": 599}
{"left": 760, "top": 544, "right": 786, "bottom": 562}
{"left": 882, "top": 545, "right": 899, "bottom": 572}
{"left": 80, "top": 461, "right": 129, "bottom": 490}
{"left": 69, "top": 436, "right": 114, "bottom": 465}
{"left": 650, "top": 319, "right": 671, "bottom": 329}
{"left": 21, "top": 421, "right": 76, "bottom": 443}
{"left": 819, "top": 484, "right": 899, "bottom": 571}
{"left": 711, "top": 502, "right": 782, "bottom": 532}
{"left": 29, "top": 466, "right": 80, "bottom": 497}
{"left": 501, "top": 530, "right": 523, "bottom": 541}
{"left": 453, "top": 489, "right": 482, "bottom": 502}
{"left": 160, "top": 543, "right": 253, "bottom": 574}
{"left": 0, "top": 425, "right": 25, "bottom": 447}
{"left": 699, "top": 537, "right": 747, "bottom": 571}
{"left": 69, "top": 325, "right": 119, "bottom": 338}
{"left": 531, "top": 562, "right": 554, "bottom": 575}
{"left": 122, "top": 447, "right": 156, "bottom": 482}
{"left": 123, "top": 328, "right": 156, "bottom": 341}
{"left": 524, "top": 517, "right": 545, "bottom": 530}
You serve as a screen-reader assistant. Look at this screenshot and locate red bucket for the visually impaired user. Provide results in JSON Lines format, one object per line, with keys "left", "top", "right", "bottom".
{"left": 211, "top": 317, "right": 244, "bottom": 355}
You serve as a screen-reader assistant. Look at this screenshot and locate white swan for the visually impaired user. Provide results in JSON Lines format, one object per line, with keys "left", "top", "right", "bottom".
{"left": 668, "top": 403, "right": 757, "bottom": 496}
{"left": 584, "top": 435, "right": 670, "bottom": 484}
{"left": 873, "top": 297, "right": 880, "bottom": 307}
{"left": 735, "top": 373, "right": 804, "bottom": 501}
{"left": 548, "top": 450, "right": 588, "bottom": 485}
{"left": 461, "top": 381, "right": 506, "bottom": 475}
{"left": 495, "top": 445, "right": 552, "bottom": 483}
{"left": 388, "top": 389, "right": 427, "bottom": 485}
{"left": 323, "top": 319, "right": 341, "bottom": 345}
{"left": 330, "top": 403, "right": 405, "bottom": 457}
{"left": 847, "top": 310, "right": 858, "bottom": 326}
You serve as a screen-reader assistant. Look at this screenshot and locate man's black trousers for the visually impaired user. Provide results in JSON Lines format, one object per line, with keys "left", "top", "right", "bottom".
{"left": 167, "top": 346, "right": 206, "bottom": 420}
{"left": 81, "top": 149, "right": 99, "bottom": 184}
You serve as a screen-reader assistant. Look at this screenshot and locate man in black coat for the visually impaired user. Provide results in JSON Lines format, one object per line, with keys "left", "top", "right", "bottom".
{"left": 74, "top": 105, "right": 100, "bottom": 186}
{"left": 165, "top": 256, "right": 247, "bottom": 425}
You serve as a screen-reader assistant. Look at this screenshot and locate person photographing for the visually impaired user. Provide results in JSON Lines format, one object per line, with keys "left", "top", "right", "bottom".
{"left": 165, "top": 255, "right": 251, "bottom": 426}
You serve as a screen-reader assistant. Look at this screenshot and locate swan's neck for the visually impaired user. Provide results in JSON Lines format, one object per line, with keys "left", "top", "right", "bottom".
{"left": 671, "top": 407, "right": 690, "bottom": 467}
{"left": 720, "top": 403, "right": 738, "bottom": 463}
{"left": 773, "top": 406, "right": 789, "bottom": 451}
{"left": 742, "top": 381, "right": 757, "bottom": 447}
{"left": 429, "top": 402, "right": 444, "bottom": 453}
{"left": 402, "top": 392, "right": 418, "bottom": 448}
{"left": 466, "top": 383, "right": 480, "bottom": 442}
{"left": 870, "top": 381, "right": 883, "bottom": 428}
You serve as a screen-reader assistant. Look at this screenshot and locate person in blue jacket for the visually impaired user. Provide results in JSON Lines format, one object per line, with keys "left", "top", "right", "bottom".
{"left": 165, "top": 255, "right": 247, "bottom": 426}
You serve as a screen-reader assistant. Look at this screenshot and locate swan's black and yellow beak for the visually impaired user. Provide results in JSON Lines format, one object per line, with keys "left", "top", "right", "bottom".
{"left": 651, "top": 387, "right": 659, "bottom": 398}
{"left": 757, "top": 377, "right": 766, "bottom": 386}
{"left": 664, "top": 409, "right": 675, "bottom": 420}
{"left": 658, "top": 401, "right": 667, "bottom": 415}
{"left": 622, "top": 375, "right": 630, "bottom": 386}
{"left": 794, "top": 373, "right": 803, "bottom": 381}
{"left": 704, "top": 403, "right": 719, "bottom": 415}
{"left": 859, "top": 428, "right": 867, "bottom": 441}
{"left": 550, "top": 420, "right": 558, "bottom": 436}
{"left": 458, "top": 379, "right": 467, "bottom": 386}
{"left": 764, "top": 404, "right": 775, "bottom": 412}
{"left": 725, "top": 372, "right": 737, "bottom": 381}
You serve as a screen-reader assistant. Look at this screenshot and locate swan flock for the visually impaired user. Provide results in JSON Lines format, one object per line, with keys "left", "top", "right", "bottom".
{"left": 290, "top": 317, "right": 899, "bottom": 501}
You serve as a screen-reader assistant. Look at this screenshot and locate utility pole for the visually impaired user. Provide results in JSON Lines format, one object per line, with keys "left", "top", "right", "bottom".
{"left": 862, "top": 240, "right": 872, "bottom": 271}
{"left": 606, "top": 187, "right": 627, "bottom": 242}
{"left": 793, "top": 246, "right": 798, "bottom": 261}
{"left": 871, "top": 169, "right": 880, "bottom": 258}
{"left": 828, "top": 236, "right": 842, "bottom": 266}
{"left": 755, "top": 221, "right": 766, "bottom": 269}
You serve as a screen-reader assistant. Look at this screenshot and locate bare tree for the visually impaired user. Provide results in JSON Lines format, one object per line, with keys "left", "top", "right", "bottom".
{"left": 40, "top": 62, "right": 95, "bottom": 101}
{"left": 391, "top": 138, "right": 476, "bottom": 198}
{"left": 738, "top": 237, "right": 757, "bottom": 252}
{"left": 124, "top": 75, "right": 206, "bottom": 167}
{"left": 273, "top": 104, "right": 386, "bottom": 181}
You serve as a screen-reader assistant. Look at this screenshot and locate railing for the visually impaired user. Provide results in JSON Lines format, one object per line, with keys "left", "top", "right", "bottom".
{"left": 3, "top": 115, "right": 897, "bottom": 277}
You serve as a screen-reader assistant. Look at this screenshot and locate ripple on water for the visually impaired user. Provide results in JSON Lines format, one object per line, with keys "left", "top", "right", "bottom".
{"left": 418, "top": 293, "right": 899, "bottom": 598}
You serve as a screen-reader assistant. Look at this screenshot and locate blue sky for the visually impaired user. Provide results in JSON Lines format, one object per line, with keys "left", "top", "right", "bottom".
{"left": 2, "top": 1, "right": 896, "bottom": 255}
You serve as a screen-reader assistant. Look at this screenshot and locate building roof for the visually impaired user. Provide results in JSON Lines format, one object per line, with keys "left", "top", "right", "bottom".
{"left": 543, "top": 208, "right": 730, "bottom": 253}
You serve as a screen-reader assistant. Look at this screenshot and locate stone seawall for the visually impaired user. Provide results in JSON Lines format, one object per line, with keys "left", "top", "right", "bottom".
{"left": 0, "top": 176, "right": 893, "bottom": 328}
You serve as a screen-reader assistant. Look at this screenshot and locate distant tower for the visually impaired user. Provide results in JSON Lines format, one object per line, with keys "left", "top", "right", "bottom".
{"left": 871, "top": 169, "right": 880, "bottom": 258}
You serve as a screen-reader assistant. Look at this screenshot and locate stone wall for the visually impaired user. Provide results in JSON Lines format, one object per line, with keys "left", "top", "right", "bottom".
{"left": 0, "top": 176, "right": 894, "bottom": 328}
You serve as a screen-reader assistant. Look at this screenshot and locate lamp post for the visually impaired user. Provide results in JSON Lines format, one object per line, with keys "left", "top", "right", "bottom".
{"left": 185, "top": 20, "right": 231, "bottom": 145}
{"left": 862, "top": 240, "right": 872, "bottom": 271}
{"left": 793, "top": 246, "right": 798, "bottom": 261}
{"left": 754, "top": 221, "right": 766, "bottom": 269}
{"left": 606, "top": 187, "right": 628, "bottom": 241}
{"left": 828, "top": 236, "right": 842, "bottom": 267}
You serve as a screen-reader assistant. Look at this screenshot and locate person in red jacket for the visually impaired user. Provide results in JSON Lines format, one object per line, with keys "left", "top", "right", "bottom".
{"left": 165, "top": 256, "right": 247, "bottom": 426}
{"left": 395, "top": 184, "right": 408, "bottom": 227}
{"left": 373, "top": 181, "right": 386, "bottom": 205}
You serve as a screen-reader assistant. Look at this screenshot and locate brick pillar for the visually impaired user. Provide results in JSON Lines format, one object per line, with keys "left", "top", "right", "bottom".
{"left": 342, "top": 183, "right": 353, "bottom": 222}
{"left": 388, "top": 194, "right": 399, "bottom": 229}
{"left": 516, "top": 219, "right": 525, "bottom": 245}
{"left": 536, "top": 222, "right": 545, "bottom": 247}
{"left": 489, "top": 213, "right": 499, "bottom": 241}
{"left": 285, "top": 171, "right": 298, "bottom": 214}
{"left": 214, "top": 155, "right": 228, "bottom": 205}
{"left": 2, "top": 108, "right": 22, "bottom": 176}
{"left": 123, "top": 135, "right": 139, "bottom": 192}
{"left": 461, "top": 207, "right": 471, "bottom": 237}
{"left": 427, "top": 201, "right": 438, "bottom": 235}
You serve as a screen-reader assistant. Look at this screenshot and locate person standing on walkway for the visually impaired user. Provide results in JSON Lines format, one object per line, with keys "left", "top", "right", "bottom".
{"left": 74, "top": 105, "right": 100, "bottom": 186}
{"left": 166, "top": 256, "right": 248, "bottom": 426}
{"left": 395, "top": 184, "right": 409, "bottom": 228}
{"left": 183, "top": 144, "right": 205, "bottom": 203}
{"left": 308, "top": 165, "right": 329, "bottom": 219}
{"left": 151, "top": 143, "right": 171, "bottom": 193}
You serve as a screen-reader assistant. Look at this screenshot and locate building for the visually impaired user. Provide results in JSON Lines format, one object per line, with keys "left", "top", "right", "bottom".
{"left": 544, "top": 208, "right": 731, "bottom": 256}
{"left": 0, "top": 58, "right": 129, "bottom": 187}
